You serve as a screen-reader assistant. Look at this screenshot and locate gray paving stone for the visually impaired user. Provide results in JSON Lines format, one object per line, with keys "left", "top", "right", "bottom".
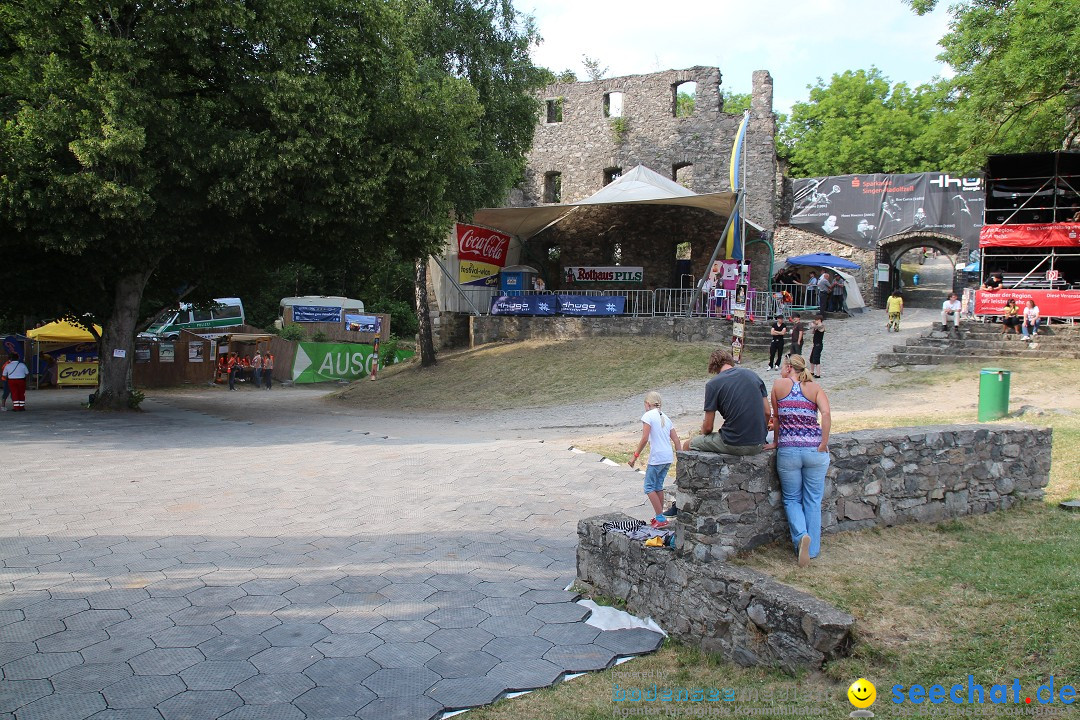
{"left": 426, "top": 676, "right": 506, "bottom": 709}
{"left": 196, "top": 635, "right": 269, "bottom": 662}
{"left": 81, "top": 636, "right": 155, "bottom": 664}
{"left": 0, "top": 611, "right": 23, "bottom": 627}
{"left": 370, "top": 620, "right": 436, "bottom": 644}
{"left": 23, "top": 598, "right": 90, "bottom": 619}
{"left": 377, "top": 602, "right": 438, "bottom": 622}
{"left": 482, "top": 635, "right": 554, "bottom": 662}
{"left": 1, "top": 619, "right": 64, "bottom": 643}
{"left": 233, "top": 672, "right": 314, "bottom": 704}
{"left": 477, "top": 615, "right": 542, "bottom": 638}
{"left": 14, "top": 691, "right": 105, "bottom": 720}
{"left": 129, "top": 648, "right": 204, "bottom": 676}
{"left": 35, "top": 628, "right": 109, "bottom": 653}
{"left": 325, "top": 594, "right": 385, "bottom": 613}
{"left": 424, "top": 650, "right": 499, "bottom": 679}
{"left": 227, "top": 596, "right": 288, "bottom": 615}
{"left": 536, "top": 621, "right": 602, "bottom": 645}
{"left": 543, "top": 643, "right": 618, "bottom": 672}
{"left": 423, "top": 607, "right": 489, "bottom": 629}
{"left": 239, "top": 580, "right": 297, "bottom": 596}
{"left": 2, "top": 650, "right": 82, "bottom": 680}
{"left": 527, "top": 602, "right": 591, "bottom": 624}
{"left": 355, "top": 696, "right": 442, "bottom": 720}
{"left": 151, "top": 625, "right": 220, "bottom": 649}
{"left": 0, "top": 643, "right": 37, "bottom": 667}
{"left": 86, "top": 709, "right": 165, "bottom": 720}
{"left": 312, "top": 633, "right": 382, "bottom": 658}
{"left": 102, "top": 675, "right": 186, "bottom": 708}
{"left": 474, "top": 582, "right": 528, "bottom": 598}
{"left": 105, "top": 617, "right": 176, "bottom": 639}
{"left": 425, "top": 628, "right": 495, "bottom": 652}
{"left": 366, "top": 642, "right": 438, "bottom": 669}
{"left": 361, "top": 668, "right": 440, "bottom": 699}
{"left": 65, "top": 610, "right": 131, "bottom": 632}
{"left": 293, "top": 684, "right": 375, "bottom": 718}
{"left": 281, "top": 585, "right": 341, "bottom": 605}
{"left": 303, "top": 656, "right": 380, "bottom": 686}
{"left": 271, "top": 604, "right": 335, "bottom": 623}
{"left": 168, "top": 605, "right": 233, "bottom": 627}
{"left": 262, "top": 623, "right": 329, "bottom": 648}
{"left": 0, "top": 592, "right": 49, "bottom": 612}
{"left": 319, "top": 612, "right": 384, "bottom": 635}
{"left": 178, "top": 661, "right": 256, "bottom": 694}
{"left": 475, "top": 597, "right": 537, "bottom": 617}
{"left": 50, "top": 662, "right": 133, "bottom": 692}
{"left": 185, "top": 587, "right": 246, "bottom": 607}
{"left": 145, "top": 580, "right": 204, "bottom": 598}
{"left": 332, "top": 576, "right": 389, "bottom": 594}
{"left": 219, "top": 704, "right": 305, "bottom": 720}
{"left": 377, "top": 584, "right": 435, "bottom": 603}
{"left": 486, "top": 658, "right": 564, "bottom": 691}
{"left": 425, "top": 590, "right": 485, "bottom": 608}
{"left": 521, "top": 589, "right": 581, "bottom": 604}
{"left": 213, "top": 615, "right": 280, "bottom": 637}
{"left": 0, "top": 679, "right": 52, "bottom": 713}
{"left": 249, "top": 647, "right": 323, "bottom": 674}
{"left": 594, "top": 628, "right": 665, "bottom": 655}
{"left": 126, "top": 598, "right": 190, "bottom": 619}
{"left": 157, "top": 690, "right": 242, "bottom": 720}
{"left": 86, "top": 589, "right": 150, "bottom": 610}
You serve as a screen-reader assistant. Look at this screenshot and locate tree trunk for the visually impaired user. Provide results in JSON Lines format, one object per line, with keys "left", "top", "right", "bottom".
{"left": 94, "top": 269, "right": 153, "bottom": 410}
{"left": 414, "top": 257, "right": 437, "bottom": 367}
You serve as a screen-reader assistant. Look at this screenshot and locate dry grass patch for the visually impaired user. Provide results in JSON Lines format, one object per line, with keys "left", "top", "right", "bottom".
{"left": 331, "top": 337, "right": 714, "bottom": 411}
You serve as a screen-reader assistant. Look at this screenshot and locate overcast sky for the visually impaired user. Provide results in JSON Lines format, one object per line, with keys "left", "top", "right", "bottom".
{"left": 521, "top": 0, "right": 956, "bottom": 115}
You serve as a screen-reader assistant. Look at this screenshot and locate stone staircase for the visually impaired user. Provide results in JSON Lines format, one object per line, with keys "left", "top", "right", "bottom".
{"left": 876, "top": 321, "right": 1080, "bottom": 367}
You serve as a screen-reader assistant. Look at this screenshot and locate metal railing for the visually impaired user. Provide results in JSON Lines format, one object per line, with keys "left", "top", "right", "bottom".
{"left": 478, "top": 287, "right": 794, "bottom": 319}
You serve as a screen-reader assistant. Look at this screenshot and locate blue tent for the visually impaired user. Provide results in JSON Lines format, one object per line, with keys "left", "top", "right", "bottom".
{"left": 785, "top": 253, "right": 862, "bottom": 270}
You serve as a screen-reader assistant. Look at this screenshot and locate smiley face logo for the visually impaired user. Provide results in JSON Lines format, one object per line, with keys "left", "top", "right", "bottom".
{"left": 847, "top": 678, "right": 876, "bottom": 709}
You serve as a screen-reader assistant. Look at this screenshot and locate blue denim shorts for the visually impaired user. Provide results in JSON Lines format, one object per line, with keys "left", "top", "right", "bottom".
{"left": 643, "top": 463, "right": 670, "bottom": 494}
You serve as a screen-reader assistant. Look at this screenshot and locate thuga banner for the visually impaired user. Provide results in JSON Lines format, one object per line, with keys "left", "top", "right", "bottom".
{"left": 490, "top": 295, "right": 558, "bottom": 316}
{"left": 556, "top": 295, "right": 625, "bottom": 316}
{"left": 292, "top": 342, "right": 414, "bottom": 383}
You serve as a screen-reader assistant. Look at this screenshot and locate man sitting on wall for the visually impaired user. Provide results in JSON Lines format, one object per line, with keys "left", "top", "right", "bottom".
{"left": 665, "top": 348, "right": 769, "bottom": 517}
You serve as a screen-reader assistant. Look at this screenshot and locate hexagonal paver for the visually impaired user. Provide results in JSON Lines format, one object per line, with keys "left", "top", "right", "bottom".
{"left": 219, "top": 703, "right": 305, "bottom": 720}
{"left": 282, "top": 585, "right": 341, "bottom": 605}
{"left": 475, "top": 597, "right": 537, "bottom": 617}
{"left": 50, "top": 662, "right": 133, "bottom": 692}
{"left": 126, "top": 598, "right": 190, "bottom": 618}
{"left": 23, "top": 598, "right": 89, "bottom": 619}
{"left": 424, "top": 650, "right": 499, "bottom": 679}
{"left": 129, "top": 647, "right": 204, "bottom": 675}
{"left": 271, "top": 604, "right": 335, "bottom": 623}
{"left": 2, "top": 651, "right": 82, "bottom": 680}
{"left": 35, "top": 628, "right": 109, "bottom": 653}
{"left": 0, "top": 642, "right": 37, "bottom": 668}
{"left": 486, "top": 658, "right": 564, "bottom": 691}
{"left": 536, "top": 622, "right": 601, "bottom": 645}
{"left": 355, "top": 696, "right": 442, "bottom": 720}
{"left": 227, "top": 596, "right": 288, "bottom": 615}
{"left": 105, "top": 616, "right": 176, "bottom": 639}
{"left": 196, "top": 635, "right": 269, "bottom": 661}
{"left": 294, "top": 685, "right": 376, "bottom": 717}
{"left": 64, "top": 610, "right": 129, "bottom": 632}
{"left": 367, "top": 642, "right": 438, "bottom": 669}
{"left": 158, "top": 690, "right": 242, "bottom": 720}
{"left": 326, "top": 593, "right": 386, "bottom": 613}
{"left": 86, "top": 589, "right": 149, "bottom": 610}
{"left": 423, "top": 607, "right": 489, "bottom": 629}
{"left": 362, "top": 668, "right": 440, "bottom": 699}
{"left": 151, "top": 625, "right": 220, "bottom": 648}
{"left": 426, "top": 676, "right": 506, "bottom": 710}
{"left": 240, "top": 579, "right": 298, "bottom": 596}
{"left": 425, "top": 628, "right": 494, "bottom": 652}
{"left": 482, "top": 635, "right": 553, "bottom": 662}
{"left": 477, "top": 615, "right": 542, "bottom": 638}
{"left": 179, "top": 660, "right": 257, "bottom": 690}
{"left": 594, "top": 628, "right": 665, "bottom": 655}
{"left": 426, "top": 574, "right": 480, "bottom": 592}
{"left": 521, "top": 589, "right": 580, "bottom": 604}
{"left": 425, "top": 590, "right": 485, "bottom": 608}
{"left": 377, "top": 584, "right": 435, "bottom": 603}
{"left": 102, "top": 675, "right": 186, "bottom": 708}
{"left": 249, "top": 647, "right": 323, "bottom": 674}
{"left": 14, "top": 691, "right": 105, "bottom": 720}
{"left": 543, "top": 643, "right": 618, "bottom": 672}
{"left": 81, "top": 636, "right": 154, "bottom": 664}
{"left": 313, "top": 633, "right": 382, "bottom": 658}
{"left": 474, "top": 582, "right": 527, "bottom": 598}
{"left": 370, "top": 620, "right": 436, "bottom": 644}
{"left": 303, "top": 656, "right": 380, "bottom": 687}
{"left": 233, "top": 672, "right": 314, "bottom": 704}
{"left": 213, "top": 615, "right": 280, "bottom": 637}
{"left": 86, "top": 709, "right": 167, "bottom": 720}
{"left": 186, "top": 587, "right": 246, "bottom": 607}
{"left": 0, "top": 679, "right": 52, "bottom": 713}
{"left": 377, "top": 602, "right": 438, "bottom": 622}
{"left": 169, "top": 606, "right": 233, "bottom": 627}
{"left": 2, "top": 619, "right": 64, "bottom": 643}
{"left": 262, "top": 622, "right": 329, "bottom": 647}
{"left": 527, "top": 602, "right": 591, "bottom": 624}
{"left": 320, "top": 612, "right": 384, "bottom": 635}
{"left": 146, "top": 579, "right": 204, "bottom": 598}
{"left": 333, "top": 576, "right": 389, "bottom": 594}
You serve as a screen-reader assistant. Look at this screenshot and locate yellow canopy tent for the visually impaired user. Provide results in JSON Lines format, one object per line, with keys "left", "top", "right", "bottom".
{"left": 26, "top": 320, "right": 101, "bottom": 342}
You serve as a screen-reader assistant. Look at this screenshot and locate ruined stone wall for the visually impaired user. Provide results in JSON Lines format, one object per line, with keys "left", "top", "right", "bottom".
{"left": 772, "top": 225, "right": 876, "bottom": 297}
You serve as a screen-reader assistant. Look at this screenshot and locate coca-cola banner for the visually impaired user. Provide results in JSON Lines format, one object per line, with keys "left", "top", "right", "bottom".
{"left": 979, "top": 223, "right": 1080, "bottom": 248}
{"left": 562, "top": 266, "right": 644, "bottom": 284}
{"left": 975, "top": 289, "right": 1080, "bottom": 318}
{"left": 791, "top": 173, "right": 985, "bottom": 250}
{"left": 457, "top": 223, "right": 511, "bottom": 287}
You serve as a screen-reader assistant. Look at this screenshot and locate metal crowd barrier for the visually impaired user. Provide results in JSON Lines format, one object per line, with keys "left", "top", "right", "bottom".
{"left": 480, "top": 287, "right": 796, "bottom": 318}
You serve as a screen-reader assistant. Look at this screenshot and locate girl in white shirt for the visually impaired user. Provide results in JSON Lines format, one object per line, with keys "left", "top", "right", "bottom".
{"left": 1022, "top": 300, "right": 1041, "bottom": 338}
{"left": 628, "top": 391, "right": 681, "bottom": 529}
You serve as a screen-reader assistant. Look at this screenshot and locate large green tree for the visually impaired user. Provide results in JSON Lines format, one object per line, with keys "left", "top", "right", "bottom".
{"left": 0, "top": 0, "right": 540, "bottom": 405}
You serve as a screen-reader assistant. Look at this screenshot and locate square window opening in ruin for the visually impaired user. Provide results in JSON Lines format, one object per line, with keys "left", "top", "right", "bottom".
{"left": 603, "top": 167, "right": 622, "bottom": 186}
{"left": 547, "top": 244, "right": 561, "bottom": 262}
{"left": 543, "top": 171, "right": 562, "bottom": 203}
{"left": 603, "top": 92, "right": 624, "bottom": 118}
{"left": 609, "top": 242, "right": 623, "bottom": 266}
{"left": 545, "top": 97, "right": 564, "bottom": 123}
{"left": 675, "top": 241, "right": 692, "bottom": 260}
{"left": 673, "top": 81, "right": 696, "bottom": 117}
{"left": 673, "top": 162, "right": 693, "bottom": 189}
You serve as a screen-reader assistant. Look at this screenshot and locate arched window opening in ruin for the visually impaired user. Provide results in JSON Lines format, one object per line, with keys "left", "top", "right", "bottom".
{"left": 610, "top": 242, "right": 623, "bottom": 266}
{"left": 603, "top": 167, "right": 622, "bottom": 186}
{"left": 543, "top": 172, "right": 562, "bottom": 203}
{"left": 545, "top": 98, "right": 564, "bottom": 124}
{"left": 673, "top": 82, "right": 696, "bottom": 117}
{"left": 603, "top": 92, "right": 624, "bottom": 118}
{"left": 673, "top": 162, "right": 693, "bottom": 189}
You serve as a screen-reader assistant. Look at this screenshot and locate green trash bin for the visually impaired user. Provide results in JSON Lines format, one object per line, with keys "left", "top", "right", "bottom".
{"left": 978, "top": 368, "right": 1011, "bottom": 421}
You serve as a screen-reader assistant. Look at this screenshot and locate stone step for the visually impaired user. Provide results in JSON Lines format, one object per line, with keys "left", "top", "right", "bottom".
{"left": 875, "top": 351, "right": 1065, "bottom": 367}
{"left": 889, "top": 344, "right": 1080, "bottom": 358}
{"left": 902, "top": 338, "right": 1077, "bottom": 350}
{"left": 958, "top": 324, "right": 1078, "bottom": 338}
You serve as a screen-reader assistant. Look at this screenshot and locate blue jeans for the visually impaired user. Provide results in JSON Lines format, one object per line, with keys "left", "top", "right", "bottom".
{"left": 1022, "top": 318, "right": 1040, "bottom": 337}
{"left": 776, "top": 446, "right": 830, "bottom": 558}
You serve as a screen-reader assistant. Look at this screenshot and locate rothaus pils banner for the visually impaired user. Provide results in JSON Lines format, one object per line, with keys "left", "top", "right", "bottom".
{"left": 457, "top": 223, "right": 511, "bottom": 287}
{"left": 562, "top": 266, "right": 644, "bottom": 284}
{"left": 791, "top": 173, "right": 985, "bottom": 250}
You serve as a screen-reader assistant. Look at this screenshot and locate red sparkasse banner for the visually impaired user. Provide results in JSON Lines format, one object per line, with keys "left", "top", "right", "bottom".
{"left": 457, "top": 223, "right": 510, "bottom": 266}
{"left": 979, "top": 223, "right": 1080, "bottom": 248}
{"left": 975, "top": 289, "right": 1080, "bottom": 318}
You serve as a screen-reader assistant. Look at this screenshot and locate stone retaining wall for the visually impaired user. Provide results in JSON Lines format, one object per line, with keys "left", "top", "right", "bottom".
{"left": 576, "top": 424, "right": 1051, "bottom": 671}
{"left": 469, "top": 315, "right": 774, "bottom": 350}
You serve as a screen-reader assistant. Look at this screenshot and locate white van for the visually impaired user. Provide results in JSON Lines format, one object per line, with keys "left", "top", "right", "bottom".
{"left": 277, "top": 296, "right": 366, "bottom": 328}
{"left": 139, "top": 298, "right": 245, "bottom": 339}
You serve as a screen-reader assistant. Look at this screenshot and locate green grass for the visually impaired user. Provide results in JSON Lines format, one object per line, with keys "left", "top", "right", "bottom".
{"left": 332, "top": 337, "right": 714, "bottom": 411}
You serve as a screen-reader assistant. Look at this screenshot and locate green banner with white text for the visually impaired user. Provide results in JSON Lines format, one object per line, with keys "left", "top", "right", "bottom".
{"left": 291, "top": 342, "right": 414, "bottom": 384}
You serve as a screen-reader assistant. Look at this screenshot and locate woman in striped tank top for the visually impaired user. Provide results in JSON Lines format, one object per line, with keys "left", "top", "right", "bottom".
{"left": 763, "top": 354, "right": 831, "bottom": 567}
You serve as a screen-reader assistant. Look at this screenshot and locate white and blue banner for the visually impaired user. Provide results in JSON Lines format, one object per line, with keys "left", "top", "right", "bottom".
{"left": 345, "top": 314, "right": 380, "bottom": 333}
{"left": 490, "top": 295, "right": 558, "bottom": 316}
{"left": 557, "top": 295, "right": 625, "bottom": 316}
{"left": 292, "top": 306, "right": 342, "bottom": 323}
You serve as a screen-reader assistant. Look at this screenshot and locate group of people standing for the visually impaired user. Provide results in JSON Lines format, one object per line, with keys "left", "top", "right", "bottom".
{"left": 220, "top": 350, "right": 274, "bottom": 390}
{"left": 773, "top": 269, "right": 848, "bottom": 315}
{"left": 769, "top": 313, "right": 826, "bottom": 378}
{"left": 631, "top": 346, "right": 832, "bottom": 568}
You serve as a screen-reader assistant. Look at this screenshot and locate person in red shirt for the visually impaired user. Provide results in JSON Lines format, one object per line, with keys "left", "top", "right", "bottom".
{"left": 227, "top": 353, "right": 239, "bottom": 391}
